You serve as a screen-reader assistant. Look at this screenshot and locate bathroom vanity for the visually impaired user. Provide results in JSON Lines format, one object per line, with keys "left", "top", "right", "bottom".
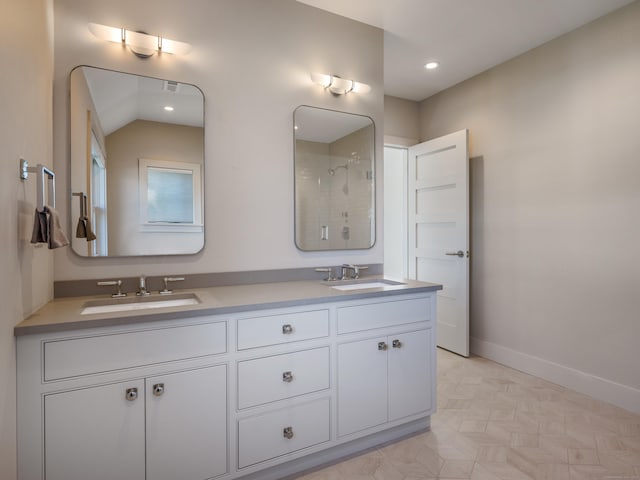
{"left": 15, "top": 278, "right": 441, "bottom": 480}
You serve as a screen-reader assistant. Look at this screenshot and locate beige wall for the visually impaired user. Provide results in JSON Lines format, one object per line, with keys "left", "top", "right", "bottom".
{"left": 420, "top": 2, "right": 640, "bottom": 410}
{"left": 106, "top": 120, "right": 204, "bottom": 255}
{"left": 384, "top": 95, "right": 419, "bottom": 145}
{"left": 53, "top": 0, "right": 384, "bottom": 279}
{"left": 0, "top": 0, "right": 53, "bottom": 477}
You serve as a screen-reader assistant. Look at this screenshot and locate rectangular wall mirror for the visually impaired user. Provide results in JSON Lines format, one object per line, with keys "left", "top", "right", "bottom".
{"left": 69, "top": 66, "right": 205, "bottom": 257}
{"left": 294, "top": 105, "right": 375, "bottom": 251}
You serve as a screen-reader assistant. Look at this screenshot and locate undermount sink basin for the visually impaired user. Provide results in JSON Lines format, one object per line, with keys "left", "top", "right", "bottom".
{"left": 81, "top": 293, "right": 201, "bottom": 315}
{"left": 328, "top": 279, "right": 407, "bottom": 291}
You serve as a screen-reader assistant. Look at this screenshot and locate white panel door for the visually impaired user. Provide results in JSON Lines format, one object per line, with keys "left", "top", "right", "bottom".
{"left": 146, "top": 365, "right": 227, "bottom": 480}
{"left": 408, "top": 130, "right": 469, "bottom": 357}
{"left": 45, "top": 380, "right": 145, "bottom": 480}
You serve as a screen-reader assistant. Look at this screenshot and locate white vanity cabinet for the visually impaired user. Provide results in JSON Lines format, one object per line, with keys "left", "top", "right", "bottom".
{"left": 17, "top": 287, "right": 438, "bottom": 480}
{"left": 17, "top": 317, "right": 229, "bottom": 480}
{"left": 337, "top": 296, "right": 435, "bottom": 437}
{"left": 44, "top": 366, "right": 227, "bottom": 480}
{"left": 234, "top": 308, "right": 332, "bottom": 470}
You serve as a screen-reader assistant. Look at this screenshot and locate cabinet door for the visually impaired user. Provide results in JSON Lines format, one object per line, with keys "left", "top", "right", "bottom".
{"left": 45, "top": 380, "right": 145, "bottom": 480}
{"left": 388, "top": 329, "right": 433, "bottom": 422}
{"left": 337, "top": 337, "right": 388, "bottom": 436}
{"left": 146, "top": 365, "right": 227, "bottom": 480}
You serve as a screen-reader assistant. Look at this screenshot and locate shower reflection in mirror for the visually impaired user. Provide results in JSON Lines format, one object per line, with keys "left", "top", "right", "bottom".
{"left": 294, "top": 105, "right": 375, "bottom": 251}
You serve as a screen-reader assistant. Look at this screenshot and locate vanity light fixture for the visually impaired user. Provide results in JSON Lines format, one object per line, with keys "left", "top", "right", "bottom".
{"left": 88, "top": 23, "right": 191, "bottom": 58}
{"left": 310, "top": 72, "right": 371, "bottom": 95}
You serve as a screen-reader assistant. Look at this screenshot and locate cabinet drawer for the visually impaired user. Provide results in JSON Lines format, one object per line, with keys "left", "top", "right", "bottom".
{"left": 44, "top": 321, "right": 226, "bottom": 381}
{"left": 237, "top": 347, "right": 329, "bottom": 409}
{"left": 237, "top": 309, "right": 329, "bottom": 350}
{"left": 337, "top": 296, "right": 431, "bottom": 334}
{"left": 238, "top": 397, "right": 330, "bottom": 468}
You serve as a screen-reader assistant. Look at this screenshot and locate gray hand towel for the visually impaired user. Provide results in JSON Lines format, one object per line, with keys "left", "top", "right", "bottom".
{"left": 75, "top": 216, "right": 87, "bottom": 238}
{"left": 30, "top": 209, "right": 48, "bottom": 244}
{"left": 75, "top": 215, "right": 97, "bottom": 242}
{"left": 31, "top": 207, "right": 69, "bottom": 249}
{"left": 85, "top": 217, "right": 97, "bottom": 241}
{"left": 45, "top": 206, "right": 70, "bottom": 249}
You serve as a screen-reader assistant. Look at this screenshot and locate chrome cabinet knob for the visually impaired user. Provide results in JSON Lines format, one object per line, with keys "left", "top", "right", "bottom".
{"left": 283, "top": 426, "right": 294, "bottom": 439}
{"left": 125, "top": 387, "right": 138, "bottom": 401}
{"left": 392, "top": 339, "right": 402, "bottom": 349}
{"left": 152, "top": 383, "right": 165, "bottom": 397}
{"left": 282, "top": 324, "right": 293, "bottom": 334}
{"left": 378, "top": 341, "right": 388, "bottom": 351}
{"left": 282, "top": 371, "right": 294, "bottom": 383}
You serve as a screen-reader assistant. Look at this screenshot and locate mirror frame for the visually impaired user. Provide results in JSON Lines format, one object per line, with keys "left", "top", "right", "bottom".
{"left": 68, "top": 65, "right": 205, "bottom": 258}
{"left": 293, "top": 105, "right": 376, "bottom": 252}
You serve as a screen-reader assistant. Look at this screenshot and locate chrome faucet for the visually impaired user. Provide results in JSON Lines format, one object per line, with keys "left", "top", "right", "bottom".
{"left": 97, "top": 279, "right": 126, "bottom": 298}
{"left": 315, "top": 267, "right": 337, "bottom": 281}
{"left": 160, "top": 276, "right": 185, "bottom": 294}
{"left": 341, "top": 264, "right": 368, "bottom": 280}
{"left": 136, "top": 275, "right": 150, "bottom": 296}
{"left": 341, "top": 264, "right": 359, "bottom": 280}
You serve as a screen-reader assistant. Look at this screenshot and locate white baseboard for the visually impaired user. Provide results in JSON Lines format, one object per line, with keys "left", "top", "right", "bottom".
{"left": 470, "top": 337, "right": 640, "bottom": 415}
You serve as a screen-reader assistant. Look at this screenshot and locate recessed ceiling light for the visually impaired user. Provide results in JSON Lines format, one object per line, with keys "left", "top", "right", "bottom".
{"left": 164, "top": 106, "right": 174, "bottom": 111}
{"left": 424, "top": 62, "right": 439, "bottom": 70}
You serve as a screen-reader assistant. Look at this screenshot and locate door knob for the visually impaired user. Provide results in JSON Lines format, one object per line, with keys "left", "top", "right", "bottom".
{"left": 152, "top": 383, "right": 165, "bottom": 397}
{"left": 445, "top": 250, "right": 465, "bottom": 258}
{"left": 125, "top": 387, "right": 138, "bottom": 401}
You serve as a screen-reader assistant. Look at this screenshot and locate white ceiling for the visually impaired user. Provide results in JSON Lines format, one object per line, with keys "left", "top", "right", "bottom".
{"left": 82, "top": 67, "right": 203, "bottom": 135}
{"left": 295, "top": 107, "right": 372, "bottom": 143}
{"left": 297, "top": 0, "right": 634, "bottom": 101}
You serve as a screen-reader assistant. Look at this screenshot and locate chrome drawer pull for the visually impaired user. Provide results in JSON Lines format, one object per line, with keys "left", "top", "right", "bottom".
{"left": 392, "top": 339, "right": 402, "bottom": 349}
{"left": 282, "top": 324, "right": 293, "bottom": 334}
{"left": 282, "top": 371, "right": 294, "bottom": 383}
{"left": 152, "top": 383, "right": 165, "bottom": 396}
{"left": 378, "top": 341, "right": 388, "bottom": 351}
{"left": 125, "top": 387, "right": 138, "bottom": 401}
{"left": 283, "top": 426, "right": 294, "bottom": 439}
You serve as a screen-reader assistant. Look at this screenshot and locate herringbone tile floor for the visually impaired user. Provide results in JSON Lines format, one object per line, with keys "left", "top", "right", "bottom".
{"left": 297, "top": 348, "right": 640, "bottom": 480}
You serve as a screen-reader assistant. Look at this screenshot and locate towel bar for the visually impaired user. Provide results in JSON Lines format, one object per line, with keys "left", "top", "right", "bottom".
{"left": 20, "top": 159, "right": 55, "bottom": 211}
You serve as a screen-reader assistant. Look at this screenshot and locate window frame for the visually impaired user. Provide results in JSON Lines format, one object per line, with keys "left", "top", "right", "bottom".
{"left": 138, "top": 158, "right": 203, "bottom": 233}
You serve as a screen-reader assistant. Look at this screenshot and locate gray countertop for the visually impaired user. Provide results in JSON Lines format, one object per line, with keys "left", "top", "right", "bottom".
{"left": 14, "top": 277, "right": 442, "bottom": 336}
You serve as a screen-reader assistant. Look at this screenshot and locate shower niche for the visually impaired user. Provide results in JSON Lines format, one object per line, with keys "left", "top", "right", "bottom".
{"left": 293, "top": 105, "right": 375, "bottom": 251}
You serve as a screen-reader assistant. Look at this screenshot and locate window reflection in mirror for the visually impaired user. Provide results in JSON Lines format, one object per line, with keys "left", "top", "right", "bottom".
{"left": 138, "top": 159, "right": 203, "bottom": 230}
{"left": 294, "top": 105, "right": 375, "bottom": 251}
{"left": 69, "top": 66, "right": 204, "bottom": 257}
